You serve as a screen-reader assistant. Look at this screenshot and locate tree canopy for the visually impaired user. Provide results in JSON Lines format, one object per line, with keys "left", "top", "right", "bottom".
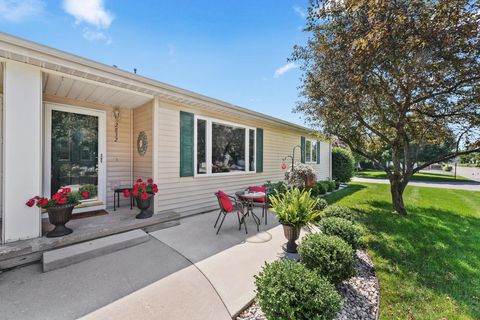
{"left": 293, "top": 0, "right": 480, "bottom": 215}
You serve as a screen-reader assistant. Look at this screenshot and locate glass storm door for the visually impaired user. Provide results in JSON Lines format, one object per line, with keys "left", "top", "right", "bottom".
{"left": 51, "top": 110, "right": 98, "bottom": 195}
{"left": 44, "top": 104, "right": 106, "bottom": 210}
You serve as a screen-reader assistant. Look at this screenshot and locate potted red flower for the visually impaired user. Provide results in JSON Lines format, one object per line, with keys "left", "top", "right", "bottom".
{"left": 26, "top": 188, "right": 90, "bottom": 238}
{"left": 124, "top": 178, "right": 158, "bottom": 219}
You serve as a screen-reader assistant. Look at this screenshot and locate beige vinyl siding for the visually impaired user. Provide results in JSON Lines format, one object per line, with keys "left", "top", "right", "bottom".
{"left": 43, "top": 95, "right": 134, "bottom": 209}
{"left": 155, "top": 100, "right": 331, "bottom": 216}
{"left": 133, "top": 101, "right": 153, "bottom": 182}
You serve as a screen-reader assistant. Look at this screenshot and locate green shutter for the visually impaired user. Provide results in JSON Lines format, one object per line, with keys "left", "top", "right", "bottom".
{"left": 180, "top": 111, "right": 194, "bottom": 177}
{"left": 317, "top": 141, "right": 321, "bottom": 164}
{"left": 301, "top": 136, "right": 306, "bottom": 163}
{"left": 256, "top": 128, "right": 264, "bottom": 173}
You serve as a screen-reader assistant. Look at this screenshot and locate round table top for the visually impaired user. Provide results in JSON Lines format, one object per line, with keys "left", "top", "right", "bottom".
{"left": 236, "top": 191, "right": 266, "bottom": 199}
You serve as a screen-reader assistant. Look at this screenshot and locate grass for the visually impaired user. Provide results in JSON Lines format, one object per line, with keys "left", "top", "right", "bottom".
{"left": 355, "top": 170, "right": 474, "bottom": 183}
{"left": 324, "top": 183, "right": 480, "bottom": 320}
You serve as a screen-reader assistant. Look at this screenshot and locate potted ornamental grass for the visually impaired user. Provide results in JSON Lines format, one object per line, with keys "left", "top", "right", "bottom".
{"left": 123, "top": 178, "right": 158, "bottom": 219}
{"left": 26, "top": 188, "right": 91, "bottom": 238}
{"left": 269, "top": 187, "right": 321, "bottom": 253}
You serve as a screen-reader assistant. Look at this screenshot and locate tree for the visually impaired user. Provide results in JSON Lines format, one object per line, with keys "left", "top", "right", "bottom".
{"left": 293, "top": 0, "right": 480, "bottom": 215}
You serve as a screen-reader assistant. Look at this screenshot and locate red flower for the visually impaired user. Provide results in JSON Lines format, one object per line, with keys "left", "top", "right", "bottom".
{"left": 81, "top": 191, "right": 90, "bottom": 199}
{"left": 147, "top": 178, "right": 153, "bottom": 184}
{"left": 62, "top": 187, "right": 72, "bottom": 194}
{"left": 140, "top": 183, "right": 147, "bottom": 190}
{"left": 38, "top": 198, "right": 48, "bottom": 206}
{"left": 140, "top": 192, "right": 149, "bottom": 200}
{"left": 136, "top": 178, "right": 143, "bottom": 183}
{"left": 57, "top": 197, "right": 67, "bottom": 205}
{"left": 132, "top": 189, "right": 139, "bottom": 196}
{"left": 152, "top": 185, "right": 158, "bottom": 193}
{"left": 123, "top": 189, "right": 131, "bottom": 198}
{"left": 26, "top": 199, "right": 35, "bottom": 207}
{"left": 52, "top": 193, "right": 61, "bottom": 201}
{"left": 133, "top": 183, "right": 139, "bottom": 190}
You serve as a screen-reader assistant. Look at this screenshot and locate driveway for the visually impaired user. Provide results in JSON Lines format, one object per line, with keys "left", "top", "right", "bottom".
{"left": 0, "top": 209, "right": 291, "bottom": 320}
{"left": 352, "top": 177, "right": 480, "bottom": 192}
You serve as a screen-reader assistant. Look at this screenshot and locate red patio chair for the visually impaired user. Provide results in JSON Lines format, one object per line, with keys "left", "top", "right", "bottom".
{"left": 247, "top": 186, "right": 268, "bottom": 225}
{"left": 214, "top": 191, "right": 247, "bottom": 234}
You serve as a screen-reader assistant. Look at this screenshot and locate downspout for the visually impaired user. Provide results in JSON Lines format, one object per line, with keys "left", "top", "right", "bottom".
{"left": 329, "top": 142, "right": 332, "bottom": 180}
{"left": 130, "top": 108, "right": 133, "bottom": 183}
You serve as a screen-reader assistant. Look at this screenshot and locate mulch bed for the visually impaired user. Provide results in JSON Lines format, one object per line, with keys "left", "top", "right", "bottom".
{"left": 237, "top": 249, "right": 380, "bottom": 320}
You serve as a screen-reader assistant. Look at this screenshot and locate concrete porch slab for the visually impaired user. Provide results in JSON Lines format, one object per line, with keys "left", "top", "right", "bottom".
{"left": 0, "top": 208, "right": 179, "bottom": 270}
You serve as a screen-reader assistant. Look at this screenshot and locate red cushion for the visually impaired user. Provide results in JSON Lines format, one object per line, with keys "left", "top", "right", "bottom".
{"left": 218, "top": 191, "right": 234, "bottom": 212}
{"left": 248, "top": 186, "right": 266, "bottom": 203}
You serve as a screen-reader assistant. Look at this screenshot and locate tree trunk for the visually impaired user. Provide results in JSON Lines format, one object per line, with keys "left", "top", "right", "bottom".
{"left": 390, "top": 176, "right": 407, "bottom": 216}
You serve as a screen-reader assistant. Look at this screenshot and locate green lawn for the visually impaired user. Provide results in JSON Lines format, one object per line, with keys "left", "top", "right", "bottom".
{"left": 324, "top": 183, "right": 480, "bottom": 320}
{"left": 355, "top": 170, "right": 473, "bottom": 182}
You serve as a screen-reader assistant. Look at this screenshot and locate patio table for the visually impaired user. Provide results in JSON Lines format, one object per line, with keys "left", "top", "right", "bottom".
{"left": 235, "top": 191, "right": 264, "bottom": 231}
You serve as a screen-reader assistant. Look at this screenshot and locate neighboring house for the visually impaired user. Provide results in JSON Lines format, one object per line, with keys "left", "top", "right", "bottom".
{"left": 0, "top": 33, "right": 332, "bottom": 243}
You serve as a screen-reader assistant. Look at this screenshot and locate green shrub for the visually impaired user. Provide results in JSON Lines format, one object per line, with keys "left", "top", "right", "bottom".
{"left": 334, "top": 180, "right": 341, "bottom": 189}
{"left": 316, "top": 181, "right": 327, "bottom": 195}
{"left": 327, "top": 180, "right": 335, "bottom": 192}
{"left": 299, "top": 234, "right": 356, "bottom": 285}
{"left": 332, "top": 147, "right": 355, "bottom": 182}
{"left": 316, "top": 197, "right": 329, "bottom": 211}
{"left": 263, "top": 180, "right": 289, "bottom": 196}
{"left": 321, "top": 205, "right": 355, "bottom": 221}
{"left": 319, "top": 217, "right": 363, "bottom": 249}
{"left": 255, "top": 260, "right": 342, "bottom": 320}
{"left": 269, "top": 188, "right": 322, "bottom": 228}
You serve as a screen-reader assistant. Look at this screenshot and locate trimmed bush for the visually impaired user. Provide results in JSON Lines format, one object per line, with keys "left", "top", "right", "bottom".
{"left": 334, "top": 180, "right": 341, "bottom": 189}
{"left": 255, "top": 260, "right": 342, "bottom": 320}
{"left": 319, "top": 217, "right": 363, "bottom": 249}
{"left": 321, "top": 205, "right": 355, "bottom": 221}
{"left": 316, "top": 181, "right": 327, "bottom": 195}
{"left": 327, "top": 180, "right": 335, "bottom": 192}
{"left": 332, "top": 147, "right": 355, "bottom": 182}
{"left": 316, "top": 197, "right": 329, "bottom": 211}
{"left": 299, "top": 234, "right": 355, "bottom": 285}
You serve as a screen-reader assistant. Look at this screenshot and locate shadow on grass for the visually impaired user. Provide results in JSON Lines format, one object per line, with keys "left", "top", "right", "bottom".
{"left": 355, "top": 200, "right": 480, "bottom": 318}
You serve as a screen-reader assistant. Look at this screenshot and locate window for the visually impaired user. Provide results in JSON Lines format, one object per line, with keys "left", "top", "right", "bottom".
{"left": 195, "top": 117, "right": 256, "bottom": 175}
{"left": 249, "top": 129, "right": 255, "bottom": 172}
{"left": 305, "top": 139, "right": 318, "bottom": 163}
{"left": 196, "top": 119, "right": 207, "bottom": 174}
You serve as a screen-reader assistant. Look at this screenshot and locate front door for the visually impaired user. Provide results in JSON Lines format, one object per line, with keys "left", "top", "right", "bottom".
{"left": 44, "top": 103, "right": 106, "bottom": 212}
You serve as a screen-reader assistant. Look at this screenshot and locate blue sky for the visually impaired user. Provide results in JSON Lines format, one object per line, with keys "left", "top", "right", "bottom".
{"left": 0, "top": 0, "right": 310, "bottom": 125}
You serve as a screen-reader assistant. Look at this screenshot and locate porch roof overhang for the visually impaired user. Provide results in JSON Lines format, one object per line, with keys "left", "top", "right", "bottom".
{"left": 0, "top": 32, "right": 314, "bottom": 134}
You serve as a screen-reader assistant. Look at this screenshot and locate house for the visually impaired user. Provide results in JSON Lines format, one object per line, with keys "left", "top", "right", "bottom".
{"left": 0, "top": 32, "right": 332, "bottom": 244}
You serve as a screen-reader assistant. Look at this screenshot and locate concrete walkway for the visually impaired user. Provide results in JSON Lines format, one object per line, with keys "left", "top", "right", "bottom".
{"left": 0, "top": 209, "right": 294, "bottom": 320}
{"left": 82, "top": 210, "right": 300, "bottom": 319}
{"left": 352, "top": 177, "right": 480, "bottom": 191}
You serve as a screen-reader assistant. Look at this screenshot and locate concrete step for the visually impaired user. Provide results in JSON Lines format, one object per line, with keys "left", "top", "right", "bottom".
{"left": 42, "top": 230, "right": 149, "bottom": 272}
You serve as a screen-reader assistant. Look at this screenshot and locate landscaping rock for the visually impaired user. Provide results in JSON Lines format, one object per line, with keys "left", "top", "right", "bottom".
{"left": 237, "top": 249, "right": 379, "bottom": 320}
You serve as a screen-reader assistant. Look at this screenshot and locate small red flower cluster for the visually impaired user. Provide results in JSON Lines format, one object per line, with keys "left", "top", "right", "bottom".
{"left": 124, "top": 178, "right": 158, "bottom": 200}
{"left": 26, "top": 187, "right": 90, "bottom": 208}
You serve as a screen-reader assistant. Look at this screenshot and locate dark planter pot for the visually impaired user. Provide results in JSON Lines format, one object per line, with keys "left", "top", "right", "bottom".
{"left": 135, "top": 193, "right": 154, "bottom": 219}
{"left": 282, "top": 224, "right": 301, "bottom": 253}
{"left": 46, "top": 203, "right": 76, "bottom": 238}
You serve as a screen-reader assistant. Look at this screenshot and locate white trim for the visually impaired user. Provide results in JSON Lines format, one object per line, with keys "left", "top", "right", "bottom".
{"left": 193, "top": 115, "right": 257, "bottom": 177}
{"left": 152, "top": 98, "right": 159, "bottom": 213}
{"left": 43, "top": 102, "right": 107, "bottom": 212}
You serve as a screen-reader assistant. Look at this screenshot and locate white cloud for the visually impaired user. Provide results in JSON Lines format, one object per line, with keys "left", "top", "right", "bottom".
{"left": 83, "top": 28, "right": 111, "bottom": 44}
{"left": 0, "top": 0, "right": 44, "bottom": 22}
{"left": 274, "top": 62, "right": 298, "bottom": 78}
{"left": 63, "top": 0, "right": 113, "bottom": 28}
{"left": 293, "top": 6, "right": 306, "bottom": 18}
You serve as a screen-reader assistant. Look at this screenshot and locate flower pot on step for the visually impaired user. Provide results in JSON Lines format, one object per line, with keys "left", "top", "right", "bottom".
{"left": 282, "top": 224, "right": 301, "bottom": 253}
{"left": 46, "top": 203, "right": 76, "bottom": 238}
{"left": 135, "top": 193, "right": 154, "bottom": 219}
